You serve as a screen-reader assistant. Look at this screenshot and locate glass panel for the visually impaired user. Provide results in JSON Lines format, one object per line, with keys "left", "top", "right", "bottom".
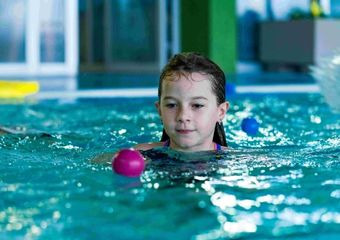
{"left": 39, "top": 0, "right": 65, "bottom": 63}
{"left": 110, "top": 0, "right": 157, "bottom": 62}
{"left": 92, "top": 0, "right": 105, "bottom": 63}
{"left": 0, "top": 0, "right": 26, "bottom": 63}
{"left": 78, "top": 0, "right": 88, "bottom": 63}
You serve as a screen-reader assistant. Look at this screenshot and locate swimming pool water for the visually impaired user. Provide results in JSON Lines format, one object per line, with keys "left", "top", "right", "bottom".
{"left": 0, "top": 94, "right": 339, "bottom": 239}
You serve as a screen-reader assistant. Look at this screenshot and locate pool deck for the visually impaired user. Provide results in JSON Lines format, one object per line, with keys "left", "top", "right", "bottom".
{"left": 33, "top": 84, "right": 320, "bottom": 100}
{"left": 2, "top": 72, "right": 321, "bottom": 100}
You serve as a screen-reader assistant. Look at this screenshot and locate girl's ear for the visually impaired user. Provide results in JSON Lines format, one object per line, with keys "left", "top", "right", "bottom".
{"left": 155, "top": 101, "right": 162, "bottom": 116}
{"left": 218, "top": 101, "right": 229, "bottom": 121}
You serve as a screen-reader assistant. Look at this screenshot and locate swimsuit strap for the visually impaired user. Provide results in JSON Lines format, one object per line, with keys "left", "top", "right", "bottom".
{"left": 163, "top": 140, "right": 170, "bottom": 147}
{"left": 215, "top": 142, "right": 222, "bottom": 151}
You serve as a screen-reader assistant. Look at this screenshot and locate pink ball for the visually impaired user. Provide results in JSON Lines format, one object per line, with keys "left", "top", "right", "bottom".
{"left": 112, "top": 149, "right": 145, "bottom": 177}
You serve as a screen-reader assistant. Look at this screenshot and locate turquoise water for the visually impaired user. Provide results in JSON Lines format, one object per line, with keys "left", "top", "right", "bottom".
{"left": 0, "top": 94, "right": 339, "bottom": 239}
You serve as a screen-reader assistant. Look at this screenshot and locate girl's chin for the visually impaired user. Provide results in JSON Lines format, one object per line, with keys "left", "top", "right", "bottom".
{"left": 171, "top": 141, "right": 198, "bottom": 150}
{"left": 171, "top": 138, "right": 214, "bottom": 151}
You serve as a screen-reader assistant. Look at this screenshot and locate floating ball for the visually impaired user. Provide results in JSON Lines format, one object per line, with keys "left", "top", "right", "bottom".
{"left": 241, "top": 117, "right": 259, "bottom": 136}
{"left": 112, "top": 149, "right": 145, "bottom": 177}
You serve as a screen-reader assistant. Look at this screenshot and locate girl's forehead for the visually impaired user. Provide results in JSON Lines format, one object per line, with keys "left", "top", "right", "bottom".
{"left": 165, "top": 71, "right": 211, "bottom": 82}
{"left": 163, "top": 72, "right": 212, "bottom": 88}
{"left": 163, "top": 75, "right": 211, "bottom": 89}
{"left": 162, "top": 72, "right": 216, "bottom": 98}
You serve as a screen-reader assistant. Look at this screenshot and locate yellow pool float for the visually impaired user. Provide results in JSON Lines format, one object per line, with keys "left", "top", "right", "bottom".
{"left": 0, "top": 80, "right": 40, "bottom": 98}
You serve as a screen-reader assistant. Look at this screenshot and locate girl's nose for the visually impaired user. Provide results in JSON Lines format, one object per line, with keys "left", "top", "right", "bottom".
{"left": 176, "top": 107, "right": 191, "bottom": 122}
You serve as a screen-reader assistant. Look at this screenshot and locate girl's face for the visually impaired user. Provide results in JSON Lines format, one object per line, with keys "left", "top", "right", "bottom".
{"left": 156, "top": 72, "right": 229, "bottom": 152}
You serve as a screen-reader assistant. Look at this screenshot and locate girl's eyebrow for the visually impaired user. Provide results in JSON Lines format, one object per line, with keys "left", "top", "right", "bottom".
{"left": 163, "top": 96, "right": 208, "bottom": 101}
{"left": 191, "top": 96, "right": 208, "bottom": 100}
{"left": 163, "top": 96, "right": 176, "bottom": 101}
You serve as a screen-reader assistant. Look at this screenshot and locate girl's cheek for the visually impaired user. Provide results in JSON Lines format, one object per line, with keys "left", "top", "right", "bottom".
{"left": 162, "top": 113, "right": 172, "bottom": 121}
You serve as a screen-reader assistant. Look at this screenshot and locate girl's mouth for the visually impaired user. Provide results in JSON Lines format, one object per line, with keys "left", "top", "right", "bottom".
{"left": 176, "top": 129, "right": 195, "bottom": 134}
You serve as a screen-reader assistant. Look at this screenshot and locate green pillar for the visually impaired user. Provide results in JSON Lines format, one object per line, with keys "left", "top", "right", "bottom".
{"left": 180, "top": 0, "right": 237, "bottom": 75}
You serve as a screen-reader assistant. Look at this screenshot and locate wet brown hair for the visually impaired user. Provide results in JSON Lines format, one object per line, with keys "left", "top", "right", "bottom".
{"left": 158, "top": 52, "right": 227, "bottom": 147}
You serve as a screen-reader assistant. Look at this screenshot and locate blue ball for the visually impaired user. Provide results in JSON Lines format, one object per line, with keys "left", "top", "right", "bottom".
{"left": 241, "top": 117, "right": 259, "bottom": 136}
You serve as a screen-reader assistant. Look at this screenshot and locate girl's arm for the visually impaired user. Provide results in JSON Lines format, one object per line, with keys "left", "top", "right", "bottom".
{"left": 91, "top": 152, "right": 114, "bottom": 164}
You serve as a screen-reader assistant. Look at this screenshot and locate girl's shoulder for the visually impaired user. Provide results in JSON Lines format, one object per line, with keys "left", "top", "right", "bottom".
{"left": 133, "top": 142, "right": 164, "bottom": 151}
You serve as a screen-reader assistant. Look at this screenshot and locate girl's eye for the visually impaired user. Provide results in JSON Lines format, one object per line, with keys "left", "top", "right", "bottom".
{"left": 165, "top": 103, "right": 176, "bottom": 108}
{"left": 192, "top": 104, "right": 204, "bottom": 109}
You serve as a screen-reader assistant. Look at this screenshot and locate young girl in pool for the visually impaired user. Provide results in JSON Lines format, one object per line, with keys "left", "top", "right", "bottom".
{"left": 93, "top": 52, "right": 229, "bottom": 164}
{"left": 135, "top": 52, "right": 229, "bottom": 152}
